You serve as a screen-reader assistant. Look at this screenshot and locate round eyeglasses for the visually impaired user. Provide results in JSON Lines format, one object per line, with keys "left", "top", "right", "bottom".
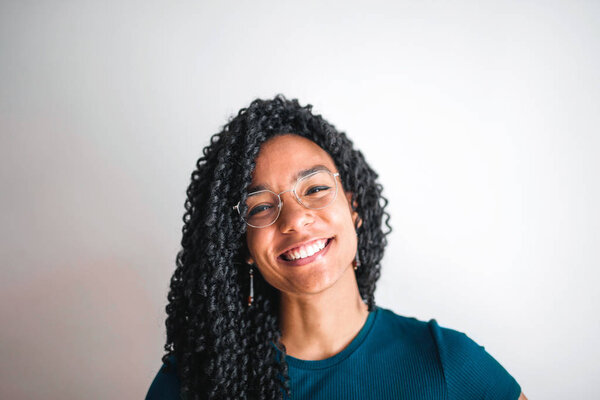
{"left": 233, "top": 169, "right": 340, "bottom": 228}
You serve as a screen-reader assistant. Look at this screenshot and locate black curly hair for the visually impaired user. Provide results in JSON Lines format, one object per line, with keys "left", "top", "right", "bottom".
{"left": 162, "top": 95, "right": 391, "bottom": 399}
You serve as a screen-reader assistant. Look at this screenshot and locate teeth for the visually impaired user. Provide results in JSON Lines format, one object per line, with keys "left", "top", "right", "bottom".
{"left": 283, "top": 239, "right": 328, "bottom": 261}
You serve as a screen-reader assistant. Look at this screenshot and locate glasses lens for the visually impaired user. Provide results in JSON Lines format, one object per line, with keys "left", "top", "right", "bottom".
{"left": 296, "top": 170, "right": 338, "bottom": 209}
{"left": 244, "top": 191, "right": 280, "bottom": 227}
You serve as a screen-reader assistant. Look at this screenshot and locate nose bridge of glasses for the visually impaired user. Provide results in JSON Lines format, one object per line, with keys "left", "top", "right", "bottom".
{"left": 277, "top": 188, "right": 303, "bottom": 208}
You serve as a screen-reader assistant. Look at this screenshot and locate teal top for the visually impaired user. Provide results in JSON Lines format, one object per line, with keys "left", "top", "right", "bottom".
{"left": 147, "top": 307, "right": 521, "bottom": 400}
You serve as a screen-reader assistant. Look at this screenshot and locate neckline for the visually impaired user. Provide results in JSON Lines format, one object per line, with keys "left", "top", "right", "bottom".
{"left": 283, "top": 307, "right": 379, "bottom": 370}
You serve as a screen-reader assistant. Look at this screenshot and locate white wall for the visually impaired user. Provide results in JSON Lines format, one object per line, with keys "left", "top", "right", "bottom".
{"left": 1, "top": 0, "right": 598, "bottom": 398}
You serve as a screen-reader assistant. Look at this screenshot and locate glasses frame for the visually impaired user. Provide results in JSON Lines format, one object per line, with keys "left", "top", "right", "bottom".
{"left": 233, "top": 170, "right": 341, "bottom": 228}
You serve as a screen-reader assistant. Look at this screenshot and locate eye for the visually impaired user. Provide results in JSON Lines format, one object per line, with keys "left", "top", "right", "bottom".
{"left": 305, "top": 185, "right": 332, "bottom": 196}
{"left": 248, "top": 203, "right": 273, "bottom": 217}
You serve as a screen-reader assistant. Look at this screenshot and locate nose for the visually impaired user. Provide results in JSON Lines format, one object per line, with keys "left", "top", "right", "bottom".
{"left": 277, "top": 192, "right": 314, "bottom": 233}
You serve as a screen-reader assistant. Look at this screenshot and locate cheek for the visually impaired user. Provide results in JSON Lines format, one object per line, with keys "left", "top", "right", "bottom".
{"left": 333, "top": 198, "right": 356, "bottom": 231}
{"left": 333, "top": 202, "right": 359, "bottom": 251}
{"left": 246, "top": 229, "right": 271, "bottom": 263}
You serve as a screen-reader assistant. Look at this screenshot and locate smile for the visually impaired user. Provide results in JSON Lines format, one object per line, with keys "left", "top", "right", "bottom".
{"left": 279, "top": 238, "right": 333, "bottom": 264}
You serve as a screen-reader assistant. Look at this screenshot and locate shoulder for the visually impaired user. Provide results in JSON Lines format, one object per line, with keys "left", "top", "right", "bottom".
{"left": 375, "top": 307, "right": 521, "bottom": 400}
{"left": 428, "top": 319, "right": 521, "bottom": 400}
{"left": 374, "top": 307, "right": 441, "bottom": 349}
{"left": 374, "top": 306, "right": 432, "bottom": 336}
{"left": 369, "top": 307, "right": 443, "bottom": 366}
{"left": 146, "top": 355, "right": 180, "bottom": 400}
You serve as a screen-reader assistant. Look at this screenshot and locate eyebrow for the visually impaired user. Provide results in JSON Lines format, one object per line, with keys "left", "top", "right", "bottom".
{"left": 247, "top": 164, "right": 332, "bottom": 195}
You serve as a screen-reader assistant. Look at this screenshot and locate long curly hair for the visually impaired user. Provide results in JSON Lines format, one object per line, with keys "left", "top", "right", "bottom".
{"left": 162, "top": 95, "right": 391, "bottom": 399}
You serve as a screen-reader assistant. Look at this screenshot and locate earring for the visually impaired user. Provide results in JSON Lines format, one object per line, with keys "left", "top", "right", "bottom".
{"left": 354, "top": 250, "right": 361, "bottom": 271}
{"left": 247, "top": 265, "right": 254, "bottom": 307}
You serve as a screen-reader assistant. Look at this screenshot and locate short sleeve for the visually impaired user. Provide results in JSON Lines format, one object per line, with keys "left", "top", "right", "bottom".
{"left": 428, "top": 320, "right": 521, "bottom": 400}
{"left": 146, "top": 357, "right": 181, "bottom": 400}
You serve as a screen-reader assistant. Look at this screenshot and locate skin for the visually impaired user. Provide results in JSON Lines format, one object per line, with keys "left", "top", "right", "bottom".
{"left": 245, "top": 134, "right": 528, "bottom": 399}
{"left": 246, "top": 134, "right": 368, "bottom": 360}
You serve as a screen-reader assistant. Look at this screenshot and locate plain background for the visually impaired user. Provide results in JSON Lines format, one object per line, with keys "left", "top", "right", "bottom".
{"left": 1, "top": 0, "right": 599, "bottom": 398}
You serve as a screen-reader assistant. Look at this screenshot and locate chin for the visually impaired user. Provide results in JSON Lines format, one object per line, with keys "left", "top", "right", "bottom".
{"left": 283, "top": 264, "right": 347, "bottom": 296}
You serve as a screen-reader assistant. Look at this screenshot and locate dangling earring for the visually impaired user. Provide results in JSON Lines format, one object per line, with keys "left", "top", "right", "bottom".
{"left": 247, "top": 265, "right": 254, "bottom": 307}
{"left": 354, "top": 250, "right": 361, "bottom": 271}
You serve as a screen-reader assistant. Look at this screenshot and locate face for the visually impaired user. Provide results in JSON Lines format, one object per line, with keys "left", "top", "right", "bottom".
{"left": 245, "top": 134, "right": 359, "bottom": 297}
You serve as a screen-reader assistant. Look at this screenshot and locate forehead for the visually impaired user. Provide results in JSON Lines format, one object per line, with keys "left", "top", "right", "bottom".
{"left": 252, "top": 134, "right": 336, "bottom": 184}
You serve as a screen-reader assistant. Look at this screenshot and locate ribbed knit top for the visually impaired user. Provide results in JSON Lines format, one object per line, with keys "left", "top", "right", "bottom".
{"left": 282, "top": 307, "right": 520, "bottom": 399}
{"left": 146, "top": 307, "right": 521, "bottom": 400}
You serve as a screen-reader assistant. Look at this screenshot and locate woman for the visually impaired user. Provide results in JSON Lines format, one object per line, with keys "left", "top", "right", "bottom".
{"left": 147, "top": 96, "right": 526, "bottom": 399}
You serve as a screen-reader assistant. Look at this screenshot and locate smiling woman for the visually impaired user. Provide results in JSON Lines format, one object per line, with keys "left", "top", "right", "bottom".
{"left": 244, "top": 136, "right": 361, "bottom": 300}
{"left": 146, "top": 96, "right": 526, "bottom": 400}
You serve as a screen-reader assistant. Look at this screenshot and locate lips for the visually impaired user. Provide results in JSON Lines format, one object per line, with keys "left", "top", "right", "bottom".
{"left": 279, "top": 237, "right": 333, "bottom": 264}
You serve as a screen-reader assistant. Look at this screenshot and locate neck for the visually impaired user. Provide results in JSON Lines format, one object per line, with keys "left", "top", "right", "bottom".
{"left": 278, "top": 266, "right": 369, "bottom": 360}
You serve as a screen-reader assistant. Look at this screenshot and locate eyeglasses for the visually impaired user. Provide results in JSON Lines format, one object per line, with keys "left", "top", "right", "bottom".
{"left": 234, "top": 169, "right": 340, "bottom": 228}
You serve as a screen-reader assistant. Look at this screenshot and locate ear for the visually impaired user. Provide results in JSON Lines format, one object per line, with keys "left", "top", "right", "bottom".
{"left": 345, "top": 191, "right": 363, "bottom": 229}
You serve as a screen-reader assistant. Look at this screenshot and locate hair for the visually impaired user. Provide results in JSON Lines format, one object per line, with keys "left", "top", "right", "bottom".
{"left": 162, "top": 95, "right": 391, "bottom": 399}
